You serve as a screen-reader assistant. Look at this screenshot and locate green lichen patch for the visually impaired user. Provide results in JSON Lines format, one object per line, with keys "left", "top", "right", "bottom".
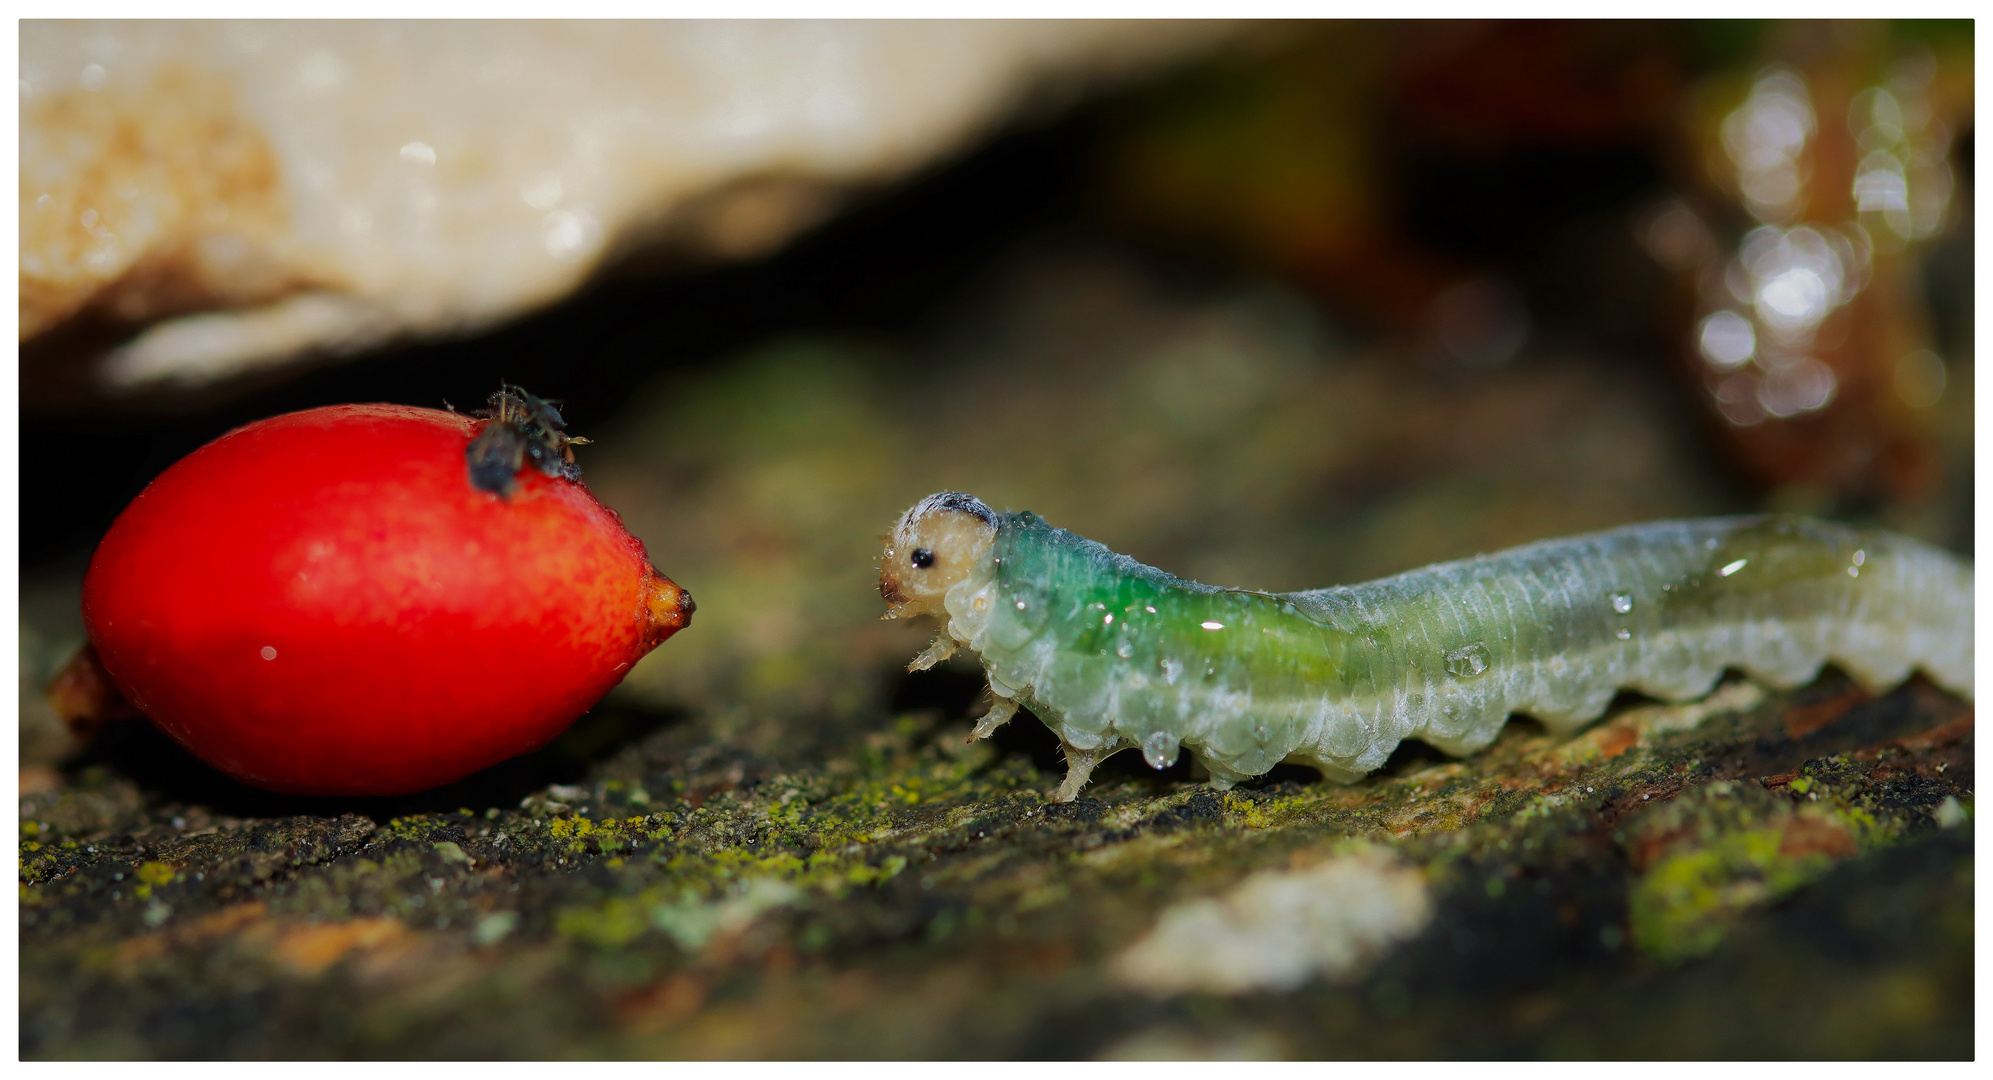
{"left": 1623, "top": 779, "right": 1884, "bottom": 961}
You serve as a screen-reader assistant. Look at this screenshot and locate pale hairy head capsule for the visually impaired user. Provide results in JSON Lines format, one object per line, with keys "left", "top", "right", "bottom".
{"left": 880, "top": 492, "right": 998, "bottom": 620}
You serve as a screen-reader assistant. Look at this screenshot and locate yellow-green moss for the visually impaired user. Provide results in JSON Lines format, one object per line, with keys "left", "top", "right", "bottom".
{"left": 1628, "top": 780, "right": 1900, "bottom": 961}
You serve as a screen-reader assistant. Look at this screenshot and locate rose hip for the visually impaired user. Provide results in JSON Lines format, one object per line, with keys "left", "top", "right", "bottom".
{"left": 77, "top": 396, "right": 691, "bottom": 795}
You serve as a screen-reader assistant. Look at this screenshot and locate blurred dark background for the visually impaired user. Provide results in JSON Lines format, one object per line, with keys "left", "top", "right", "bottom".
{"left": 21, "top": 18, "right": 1974, "bottom": 761}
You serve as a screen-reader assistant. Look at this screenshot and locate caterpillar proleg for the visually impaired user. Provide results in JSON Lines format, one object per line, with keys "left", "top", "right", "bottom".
{"left": 878, "top": 493, "right": 1973, "bottom": 803}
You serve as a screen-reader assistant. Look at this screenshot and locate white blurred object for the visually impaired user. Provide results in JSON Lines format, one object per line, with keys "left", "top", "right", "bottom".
{"left": 1846, "top": 58, "right": 1956, "bottom": 249}
{"left": 1696, "top": 310, "right": 1755, "bottom": 368}
{"left": 20, "top": 20, "right": 1223, "bottom": 389}
{"left": 1720, "top": 68, "right": 1815, "bottom": 224}
{"left": 1110, "top": 848, "right": 1431, "bottom": 995}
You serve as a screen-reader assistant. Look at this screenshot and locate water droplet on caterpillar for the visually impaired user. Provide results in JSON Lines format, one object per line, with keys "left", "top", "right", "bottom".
{"left": 1142, "top": 731, "right": 1180, "bottom": 770}
{"left": 1445, "top": 642, "right": 1491, "bottom": 679}
{"left": 1610, "top": 591, "right": 1634, "bottom": 614}
{"left": 1616, "top": 628, "right": 1632, "bottom": 641}
{"left": 1115, "top": 640, "right": 1134, "bottom": 659}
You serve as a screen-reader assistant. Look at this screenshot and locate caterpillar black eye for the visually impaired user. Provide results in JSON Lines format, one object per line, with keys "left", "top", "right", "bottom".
{"left": 911, "top": 548, "right": 936, "bottom": 569}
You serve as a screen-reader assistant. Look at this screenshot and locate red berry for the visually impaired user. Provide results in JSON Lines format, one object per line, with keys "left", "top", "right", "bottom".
{"left": 79, "top": 402, "right": 692, "bottom": 796}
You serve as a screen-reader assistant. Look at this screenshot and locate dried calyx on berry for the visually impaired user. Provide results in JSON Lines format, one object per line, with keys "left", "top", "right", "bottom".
{"left": 465, "top": 385, "right": 593, "bottom": 496}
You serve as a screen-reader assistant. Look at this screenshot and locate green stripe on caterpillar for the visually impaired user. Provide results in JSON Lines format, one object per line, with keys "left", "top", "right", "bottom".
{"left": 879, "top": 492, "right": 1973, "bottom": 803}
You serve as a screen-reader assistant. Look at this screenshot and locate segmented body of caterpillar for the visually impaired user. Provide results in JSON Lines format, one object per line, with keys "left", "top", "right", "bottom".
{"left": 878, "top": 493, "right": 1973, "bottom": 802}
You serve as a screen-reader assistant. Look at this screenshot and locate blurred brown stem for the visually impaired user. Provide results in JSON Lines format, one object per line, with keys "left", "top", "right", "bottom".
{"left": 47, "top": 643, "right": 140, "bottom": 743}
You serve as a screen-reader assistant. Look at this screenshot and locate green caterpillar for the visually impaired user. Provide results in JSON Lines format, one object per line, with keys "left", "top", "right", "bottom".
{"left": 879, "top": 492, "right": 1973, "bottom": 802}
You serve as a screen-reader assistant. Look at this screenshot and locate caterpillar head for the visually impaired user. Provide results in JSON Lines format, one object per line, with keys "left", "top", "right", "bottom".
{"left": 880, "top": 492, "right": 999, "bottom": 619}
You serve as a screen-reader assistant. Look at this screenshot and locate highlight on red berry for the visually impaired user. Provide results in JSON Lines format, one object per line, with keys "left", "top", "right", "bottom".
{"left": 72, "top": 389, "right": 693, "bottom": 796}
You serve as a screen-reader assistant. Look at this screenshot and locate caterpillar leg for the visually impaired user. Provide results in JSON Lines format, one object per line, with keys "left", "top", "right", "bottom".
{"left": 1052, "top": 740, "right": 1119, "bottom": 803}
{"left": 1198, "top": 755, "right": 1253, "bottom": 793}
{"left": 907, "top": 633, "right": 957, "bottom": 672}
{"left": 968, "top": 697, "right": 1018, "bottom": 742}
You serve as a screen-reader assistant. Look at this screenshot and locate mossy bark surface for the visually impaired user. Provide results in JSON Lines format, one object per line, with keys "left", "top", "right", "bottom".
{"left": 20, "top": 667, "right": 1973, "bottom": 1059}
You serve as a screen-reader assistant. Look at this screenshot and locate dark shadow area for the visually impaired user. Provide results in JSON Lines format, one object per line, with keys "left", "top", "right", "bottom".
{"left": 1377, "top": 699, "right": 1650, "bottom": 780}
{"left": 1753, "top": 670, "right": 1971, "bottom": 778}
{"left": 892, "top": 662, "right": 1084, "bottom": 783}
{"left": 1597, "top": 688, "right": 1662, "bottom": 717}
{"left": 62, "top": 703, "right": 686, "bottom": 822}
{"left": 1378, "top": 734, "right": 1457, "bottom": 777}
{"left": 1373, "top": 854, "right": 1632, "bottom": 1001}
{"left": 888, "top": 663, "right": 990, "bottom": 721}
{"left": 1089, "top": 734, "right": 1204, "bottom": 789}
{"left": 1508, "top": 712, "right": 1555, "bottom": 738}
{"left": 1394, "top": 144, "right": 1661, "bottom": 268}
{"left": 986, "top": 707, "right": 1072, "bottom": 782}
{"left": 1239, "top": 760, "right": 1327, "bottom": 789}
